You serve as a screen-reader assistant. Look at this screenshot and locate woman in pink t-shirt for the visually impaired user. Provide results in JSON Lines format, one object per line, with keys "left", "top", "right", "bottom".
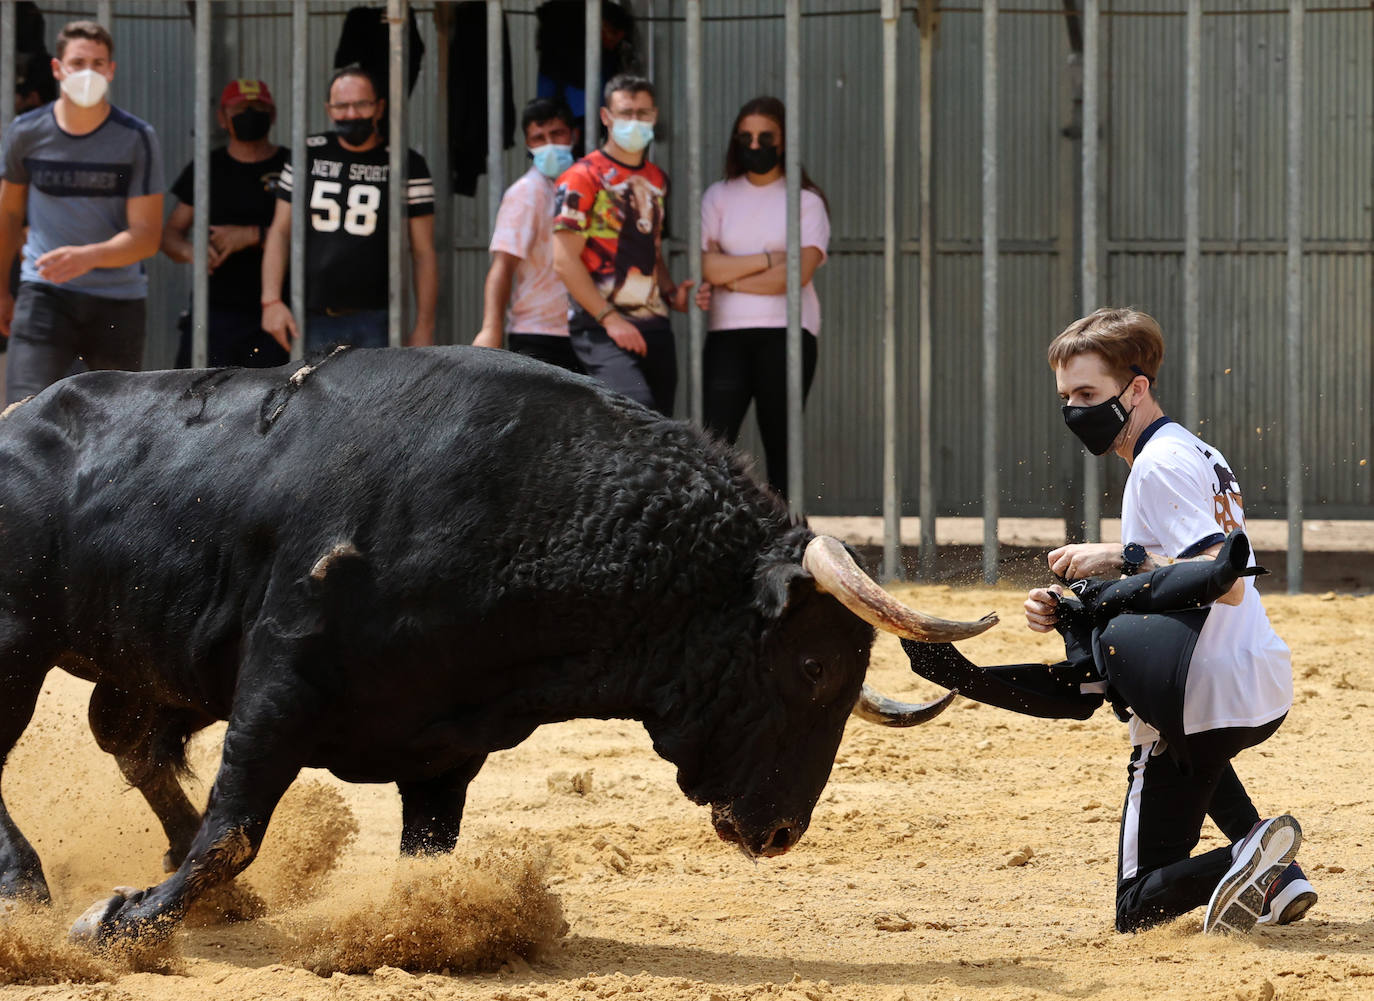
{"left": 700, "top": 96, "right": 830, "bottom": 500}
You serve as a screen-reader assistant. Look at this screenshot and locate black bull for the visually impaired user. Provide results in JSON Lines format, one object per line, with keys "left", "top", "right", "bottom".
{"left": 0, "top": 346, "right": 993, "bottom": 946}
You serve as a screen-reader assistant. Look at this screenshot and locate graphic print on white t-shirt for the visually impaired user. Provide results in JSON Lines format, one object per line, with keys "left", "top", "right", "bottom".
{"left": 1120, "top": 422, "right": 1292, "bottom": 743}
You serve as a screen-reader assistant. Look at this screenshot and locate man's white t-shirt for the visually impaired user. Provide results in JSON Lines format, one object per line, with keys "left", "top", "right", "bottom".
{"left": 1119, "top": 420, "right": 1292, "bottom": 747}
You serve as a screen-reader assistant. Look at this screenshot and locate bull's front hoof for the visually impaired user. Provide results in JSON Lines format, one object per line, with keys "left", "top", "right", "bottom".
{"left": 68, "top": 886, "right": 139, "bottom": 948}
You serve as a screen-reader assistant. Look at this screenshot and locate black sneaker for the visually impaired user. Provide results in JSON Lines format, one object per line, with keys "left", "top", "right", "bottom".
{"left": 1203, "top": 815, "right": 1303, "bottom": 935}
{"left": 1256, "top": 861, "right": 1317, "bottom": 926}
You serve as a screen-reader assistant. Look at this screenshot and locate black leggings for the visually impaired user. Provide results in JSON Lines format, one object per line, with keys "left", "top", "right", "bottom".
{"left": 702, "top": 327, "right": 817, "bottom": 499}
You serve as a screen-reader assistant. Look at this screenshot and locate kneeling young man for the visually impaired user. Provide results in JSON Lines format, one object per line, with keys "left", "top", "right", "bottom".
{"left": 1023, "top": 308, "right": 1314, "bottom": 934}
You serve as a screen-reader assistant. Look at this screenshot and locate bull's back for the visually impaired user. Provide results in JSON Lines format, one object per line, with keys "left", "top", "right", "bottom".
{"left": 0, "top": 348, "right": 664, "bottom": 665}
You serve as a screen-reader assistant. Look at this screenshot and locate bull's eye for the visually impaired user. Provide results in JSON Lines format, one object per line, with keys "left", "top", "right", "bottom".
{"left": 802, "top": 657, "right": 823, "bottom": 685}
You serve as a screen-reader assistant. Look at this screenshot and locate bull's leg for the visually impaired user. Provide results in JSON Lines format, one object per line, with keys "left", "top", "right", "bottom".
{"left": 0, "top": 661, "right": 52, "bottom": 904}
{"left": 88, "top": 685, "right": 207, "bottom": 872}
{"left": 70, "top": 658, "right": 316, "bottom": 948}
{"left": 397, "top": 754, "right": 487, "bottom": 856}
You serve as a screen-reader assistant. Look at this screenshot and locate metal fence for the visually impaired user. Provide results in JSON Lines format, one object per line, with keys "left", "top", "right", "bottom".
{"left": 2, "top": 1, "right": 1371, "bottom": 590}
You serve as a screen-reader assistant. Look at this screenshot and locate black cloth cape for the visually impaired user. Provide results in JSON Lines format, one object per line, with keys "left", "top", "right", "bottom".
{"left": 902, "top": 530, "right": 1263, "bottom": 765}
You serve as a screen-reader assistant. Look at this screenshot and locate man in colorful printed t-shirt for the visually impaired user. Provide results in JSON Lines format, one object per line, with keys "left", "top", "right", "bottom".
{"left": 552, "top": 74, "right": 694, "bottom": 416}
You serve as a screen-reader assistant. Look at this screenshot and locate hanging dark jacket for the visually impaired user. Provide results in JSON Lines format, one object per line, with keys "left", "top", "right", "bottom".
{"left": 333, "top": 5, "right": 425, "bottom": 97}
{"left": 447, "top": 1, "right": 515, "bottom": 197}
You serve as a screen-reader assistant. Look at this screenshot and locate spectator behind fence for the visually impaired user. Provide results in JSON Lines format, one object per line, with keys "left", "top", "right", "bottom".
{"left": 473, "top": 98, "right": 583, "bottom": 374}
{"left": 8, "top": 53, "right": 58, "bottom": 301}
{"left": 0, "top": 20, "right": 163, "bottom": 406}
{"left": 162, "top": 78, "right": 289, "bottom": 369}
{"left": 14, "top": 50, "right": 57, "bottom": 117}
{"left": 552, "top": 74, "right": 694, "bottom": 416}
{"left": 261, "top": 65, "right": 436, "bottom": 353}
{"left": 698, "top": 96, "right": 829, "bottom": 500}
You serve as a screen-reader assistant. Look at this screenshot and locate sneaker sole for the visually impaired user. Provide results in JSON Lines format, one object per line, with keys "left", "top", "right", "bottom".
{"left": 1203, "top": 816, "right": 1303, "bottom": 935}
{"left": 1257, "top": 882, "right": 1317, "bottom": 926}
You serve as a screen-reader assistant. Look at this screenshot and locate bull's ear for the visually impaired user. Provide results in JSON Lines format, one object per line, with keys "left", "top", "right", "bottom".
{"left": 754, "top": 563, "right": 816, "bottom": 620}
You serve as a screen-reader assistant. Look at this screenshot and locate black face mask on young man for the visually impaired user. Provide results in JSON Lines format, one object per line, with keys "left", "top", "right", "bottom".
{"left": 1062, "top": 384, "right": 1132, "bottom": 456}
{"left": 738, "top": 142, "right": 781, "bottom": 176}
{"left": 334, "top": 118, "right": 376, "bottom": 147}
{"left": 230, "top": 108, "right": 273, "bottom": 142}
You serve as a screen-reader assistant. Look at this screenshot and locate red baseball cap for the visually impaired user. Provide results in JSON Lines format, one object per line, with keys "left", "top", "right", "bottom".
{"left": 220, "top": 78, "right": 274, "bottom": 109}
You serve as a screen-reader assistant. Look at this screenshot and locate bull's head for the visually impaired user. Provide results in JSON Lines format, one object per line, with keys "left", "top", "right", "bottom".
{"left": 702, "top": 535, "right": 995, "bottom": 859}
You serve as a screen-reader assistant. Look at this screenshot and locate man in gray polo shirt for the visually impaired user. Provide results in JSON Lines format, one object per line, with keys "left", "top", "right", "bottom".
{"left": 0, "top": 20, "right": 163, "bottom": 404}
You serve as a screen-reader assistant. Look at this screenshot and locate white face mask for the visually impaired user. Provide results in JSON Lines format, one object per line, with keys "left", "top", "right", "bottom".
{"left": 61, "top": 68, "right": 109, "bottom": 109}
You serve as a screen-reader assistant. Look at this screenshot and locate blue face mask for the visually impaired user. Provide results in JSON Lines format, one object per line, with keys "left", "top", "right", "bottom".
{"left": 530, "top": 143, "right": 574, "bottom": 179}
{"left": 610, "top": 118, "right": 654, "bottom": 154}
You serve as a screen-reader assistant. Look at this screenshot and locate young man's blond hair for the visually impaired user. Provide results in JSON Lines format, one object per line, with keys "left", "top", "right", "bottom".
{"left": 1048, "top": 307, "right": 1165, "bottom": 388}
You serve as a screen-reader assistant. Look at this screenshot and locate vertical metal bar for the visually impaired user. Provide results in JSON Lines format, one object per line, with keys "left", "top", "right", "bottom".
{"left": 1183, "top": 0, "right": 1201, "bottom": 431}
{"left": 916, "top": 7, "right": 936, "bottom": 574}
{"left": 1059, "top": 33, "right": 1082, "bottom": 542}
{"left": 191, "top": 0, "right": 210, "bottom": 369}
{"left": 97, "top": 1, "right": 112, "bottom": 30}
{"left": 880, "top": 1, "right": 899, "bottom": 580}
{"left": 387, "top": 0, "right": 406, "bottom": 349}
{"left": 1285, "top": 0, "right": 1304, "bottom": 592}
{"left": 486, "top": 0, "right": 503, "bottom": 236}
{"left": 686, "top": 0, "right": 704, "bottom": 426}
{"left": 981, "top": 0, "right": 999, "bottom": 584}
{"left": 785, "top": 0, "right": 803, "bottom": 511}
{"left": 1, "top": 2, "right": 17, "bottom": 137}
{"left": 290, "top": 0, "right": 308, "bottom": 360}
{"left": 585, "top": 0, "right": 602, "bottom": 137}
{"left": 1081, "top": 0, "right": 1101, "bottom": 542}
{"left": 435, "top": 4, "right": 454, "bottom": 344}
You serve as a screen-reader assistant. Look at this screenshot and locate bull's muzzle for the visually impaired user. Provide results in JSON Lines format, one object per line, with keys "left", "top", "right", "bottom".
{"left": 710, "top": 805, "right": 803, "bottom": 858}
{"left": 803, "top": 535, "right": 996, "bottom": 728}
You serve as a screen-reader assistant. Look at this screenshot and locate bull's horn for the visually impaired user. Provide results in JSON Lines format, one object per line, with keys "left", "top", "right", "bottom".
{"left": 851, "top": 683, "right": 957, "bottom": 727}
{"left": 802, "top": 535, "right": 998, "bottom": 642}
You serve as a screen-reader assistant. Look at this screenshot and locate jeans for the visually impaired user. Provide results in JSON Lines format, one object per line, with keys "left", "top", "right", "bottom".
{"left": 305, "top": 309, "right": 389, "bottom": 353}
{"left": 6, "top": 282, "right": 145, "bottom": 404}
{"left": 175, "top": 308, "right": 290, "bottom": 369}
{"left": 508, "top": 333, "right": 585, "bottom": 375}
{"left": 569, "top": 323, "right": 677, "bottom": 417}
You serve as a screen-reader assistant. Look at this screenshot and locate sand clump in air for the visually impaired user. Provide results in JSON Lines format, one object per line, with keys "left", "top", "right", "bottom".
{"left": 251, "top": 778, "right": 362, "bottom": 911}
{"left": 0, "top": 901, "right": 182, "bottom": 985}
{"left": 181, "top": 779, "right": 358, "bottom": 927}
{"left": 291, "top": 846, "right": 567, "bottom": 975}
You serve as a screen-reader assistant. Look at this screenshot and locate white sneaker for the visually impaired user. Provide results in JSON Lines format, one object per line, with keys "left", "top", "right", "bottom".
{"left": 1203, "top": 815, "right": 1303, "bottom": 935}
{"left": 1256, "top": 862, "right": 1317, "bottom": 926}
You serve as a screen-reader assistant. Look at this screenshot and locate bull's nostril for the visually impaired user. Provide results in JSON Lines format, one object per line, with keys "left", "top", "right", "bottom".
{"left": 767, "top": 826, "right": 794, "bottom": 852}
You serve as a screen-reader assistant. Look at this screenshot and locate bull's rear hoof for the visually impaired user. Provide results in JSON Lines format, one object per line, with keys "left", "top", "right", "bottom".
{"left": 68, "top": 886, "right": 138, "bottom": 948}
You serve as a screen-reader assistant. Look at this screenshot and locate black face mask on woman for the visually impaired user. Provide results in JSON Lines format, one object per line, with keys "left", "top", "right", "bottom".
{"left": 1062, "top": 384, "right": 1133, "bottom": 456}
{"left": 737, "top": 141, "right": 781, "bottom": 176}
{"left": 230, "top": 108, "right": 272, "bottom": 142}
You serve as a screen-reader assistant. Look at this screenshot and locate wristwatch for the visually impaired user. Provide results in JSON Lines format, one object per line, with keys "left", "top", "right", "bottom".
{"left": 1121, "top": 542, "right": 1148, "bottom": 576}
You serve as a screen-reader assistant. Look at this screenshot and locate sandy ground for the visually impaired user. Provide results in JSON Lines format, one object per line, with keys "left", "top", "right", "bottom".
{"left": 1, "top": 577, "right": 1371, "bottom": 1001}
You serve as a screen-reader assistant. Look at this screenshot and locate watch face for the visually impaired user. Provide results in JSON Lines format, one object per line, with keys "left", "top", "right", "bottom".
{"left": 1123, "top": 543, "right": 1146, "bottom": 567}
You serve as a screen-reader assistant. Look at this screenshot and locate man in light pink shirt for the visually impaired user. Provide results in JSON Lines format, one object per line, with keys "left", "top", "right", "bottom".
{"left": 473, "top": 98, "right": 583, "bottom": 373}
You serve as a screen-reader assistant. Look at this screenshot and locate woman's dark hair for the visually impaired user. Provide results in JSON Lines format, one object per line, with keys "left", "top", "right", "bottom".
{"left": 723, "top": 96, "right": 827, "bottom": 214}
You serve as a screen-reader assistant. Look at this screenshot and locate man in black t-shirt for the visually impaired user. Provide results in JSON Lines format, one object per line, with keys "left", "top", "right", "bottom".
{"left": 260, "top": 65, "right": 436, "bottom": 352}
{"left": 162, "top": 78, "right": 289, "bottom": 368}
